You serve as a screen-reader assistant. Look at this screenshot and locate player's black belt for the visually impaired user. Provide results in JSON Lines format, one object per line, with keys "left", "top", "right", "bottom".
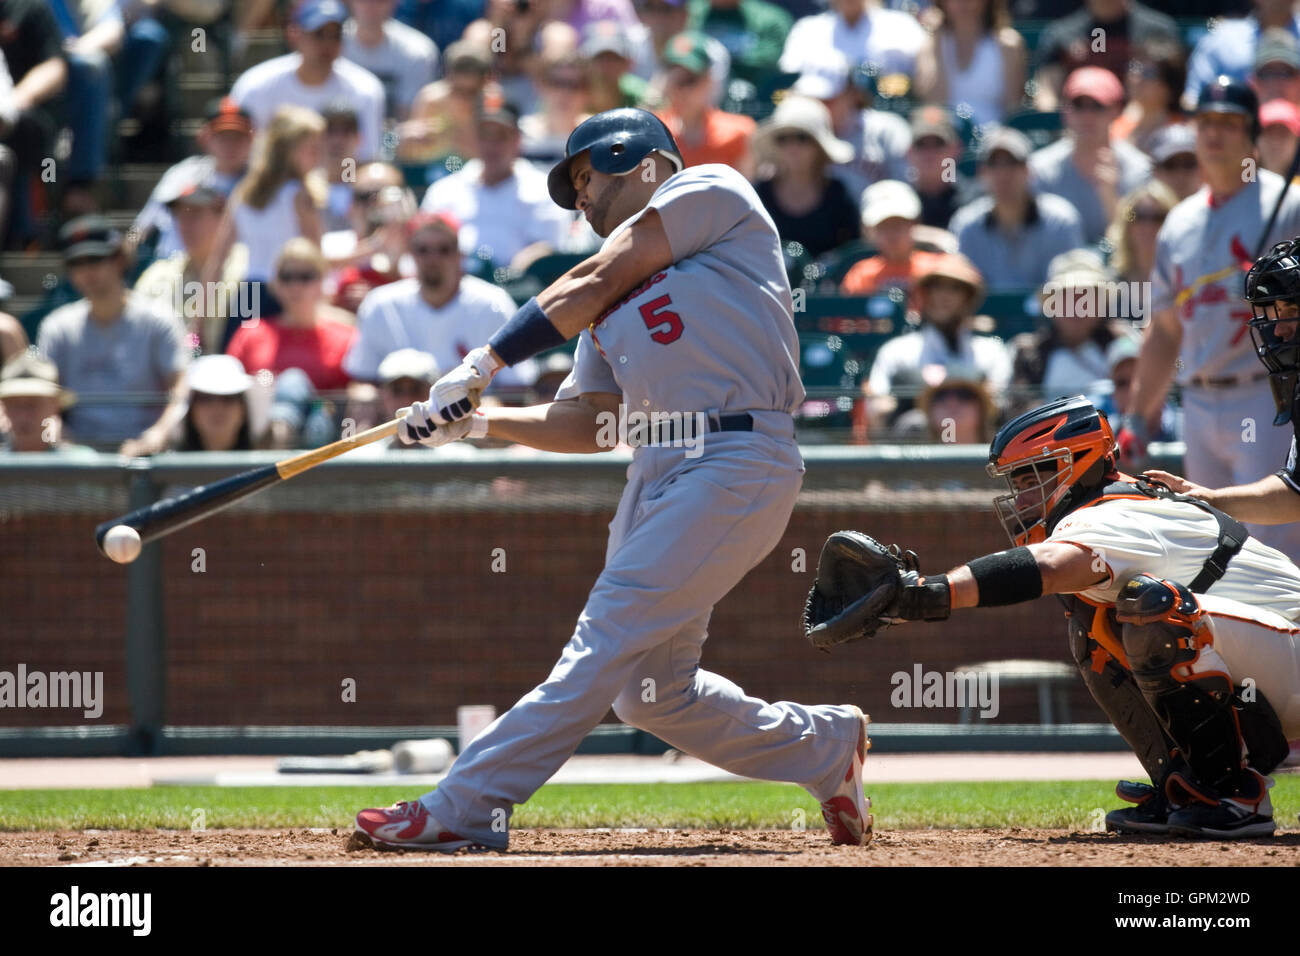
{"left": 1186, "top": 370, "right": 1269, "bottom": 389}
{"left": 645, "top": 412, "right": 754, "bottom": 445}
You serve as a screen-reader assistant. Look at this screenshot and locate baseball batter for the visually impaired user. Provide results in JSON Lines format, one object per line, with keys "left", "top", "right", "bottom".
{"left": 352, "top": 108, "right": 870, "bottom": 852}
{"left": 805, "top": 395, "right": 1300, "bottom": 838}
{"left": 1127, "top": 76, "right": 1300, "bottom": 558}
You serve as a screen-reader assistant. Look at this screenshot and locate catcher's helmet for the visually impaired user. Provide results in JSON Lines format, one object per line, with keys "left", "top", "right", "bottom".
{"left": 1245, "top": 237, "right": 1300, "bottom": 425}
{"left": 547, "top": 108, "right": 683, "bottom": 210}
{"left": 987, "top": 395, "right": 1117, "bottom": 546}
{"left": 1195, "top": 75, "right": 1259, "bottom": 139}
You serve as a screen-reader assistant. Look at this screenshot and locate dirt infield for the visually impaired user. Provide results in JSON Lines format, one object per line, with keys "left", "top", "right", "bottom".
{"left": 4, "top": 827, "right": 1298, "bottom": 866}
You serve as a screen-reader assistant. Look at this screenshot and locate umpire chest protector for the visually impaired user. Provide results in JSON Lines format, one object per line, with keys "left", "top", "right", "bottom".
{"left": 1055, "top": 476, "right": 1250, "bottom": 668}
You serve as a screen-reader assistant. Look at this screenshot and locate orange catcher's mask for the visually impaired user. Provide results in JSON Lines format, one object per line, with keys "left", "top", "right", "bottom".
{"left": 987, "top": 395, "right": 1117, "bottom": 546}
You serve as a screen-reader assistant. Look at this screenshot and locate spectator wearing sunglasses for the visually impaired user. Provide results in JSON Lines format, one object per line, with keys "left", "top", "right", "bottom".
{"left": 343, "top": 212, "right": 533, "bottom": 390}
{"left": 226, "top": 238, "right": 358, "bottom": 393}
{"left": 905, "top": 105, "right": 978, "bottom": 231}
{"left": 891, "top": 362, "right": 998, "bottom": 445}
{"left": 1147, "top": 123, "right": 1201, "bottom": 200}
{"left": 327, "top": 165, "right": 418, "bottom": 313}
{"left": 1111, "top": 39, "right": 1187, "bottom": 158}
{"left": 1029, "top": 67, "right": 1152, "bottom": 245}
{"left": 1104, "top": 180, "right": 1177, "bottom": 285}
{"left": 751, "top": 96, "right": 858, "bottom": 259}
{"left": 1184, "top": 0, "right": 1300, "bottom": 105}
{"left": 949, "top": 126, "right": 1085, "bottom": 291}
{"left": 521, "top": 53, "right": 592, "bottom": 168}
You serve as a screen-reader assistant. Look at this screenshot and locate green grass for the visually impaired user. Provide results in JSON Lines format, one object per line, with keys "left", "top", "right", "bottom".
{"left": 2, "top": 777, "right": 1297, "bottom": 832}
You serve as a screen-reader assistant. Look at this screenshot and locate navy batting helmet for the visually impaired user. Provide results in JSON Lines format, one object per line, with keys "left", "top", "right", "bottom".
{"left": 547, "top": 108, "right": 683, "bottom": 209}
{"left": 1196, "top": 75, "right": 1260, "bottom": 139}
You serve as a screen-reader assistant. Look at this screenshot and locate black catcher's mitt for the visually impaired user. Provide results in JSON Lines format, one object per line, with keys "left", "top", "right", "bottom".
{"left": 802, "top": 531, "right": 919, "bottom": 650}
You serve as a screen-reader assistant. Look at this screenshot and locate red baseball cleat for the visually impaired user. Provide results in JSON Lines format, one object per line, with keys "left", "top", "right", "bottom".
{"left": 820, "top": 706, "right": 873, "bottom": 846}
{"left": 353, "top": 800, "right": 480, "bottom": 852}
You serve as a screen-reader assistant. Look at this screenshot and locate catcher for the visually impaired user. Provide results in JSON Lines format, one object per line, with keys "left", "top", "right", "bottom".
{"left": 805, "top": 394, "right": 1300, "bottom": 838}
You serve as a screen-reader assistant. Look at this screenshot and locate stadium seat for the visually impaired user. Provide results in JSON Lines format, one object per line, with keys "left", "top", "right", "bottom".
{"left": 805, "top": 239, "right": 877, "bottom": 290}
{"left": 1005, "top": 110, "right": 1063, "bottom": 151}
{"left": 979, "top": 290, "right": 1043, "bottom": 340}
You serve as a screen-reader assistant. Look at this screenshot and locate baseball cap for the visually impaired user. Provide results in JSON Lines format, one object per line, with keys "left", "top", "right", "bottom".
{"left": 1063, "top": 66, "right": 1125, "bottom": 107}
{"left": 917, "top": 361, "right": 994, "bottom": 421}
{"left": 157, "top": 165, "right": 226, "bottom": 208}
{"left": 1255, "top": 27, "right": 1300, "bottom": 71}
{"left": 582, "top": 20, "right": 633, "bottom": 60}
{"left": 1106, "top": 333, "right": 1140, "bottom": 371}
{"left": 477, "top": 89, "right": 520, "bottom": 130}
{"left": 1042, "top": 248, "right": 1111, "bottom": 296}
{"left": 406, "top": 209, "right": 460, "bottom": 239}
{"left": 378, "top": 348, "right": 440, "bottom": 385}
{"left": 293, "top": 0, "right": 347, "bottom": 32}
{"left": 1261, "top": 97, "right": 1300, "bottom": 137}
{"left": 861, "top": 179, "right": 922, "bottom": 228}
{"left": 792, "top": 56, "right": 851, "bottom": 100}
{"left": 187, "top": 354, "right": 253, "bottom": 396}
{"left": 204, "top": 96, "right": 252, "bottom": 135}
{"left": 1148, "top": 123, "right": 1196, "bottom": 164}
{"left": 976, "top": 126, "right": 1032, "bottom": 164}
{"left": 910, "top": 105, "right": 959, "bottom": 145}
{"left": 445, "top": 40, "right": 491, "bottom": 75}
{"left": 59, "top": 215, "right": 123, "bottom": 261}
{"left": 662, "top": 31, "right": 712, "bottom": 75}
{"left": 0, "top": 352, "right": 75, "bottom": 407}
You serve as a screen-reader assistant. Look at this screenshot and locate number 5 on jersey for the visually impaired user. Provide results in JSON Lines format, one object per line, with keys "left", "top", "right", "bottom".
{"left": 639, "top": 294, "right": 684, "bottom": 345}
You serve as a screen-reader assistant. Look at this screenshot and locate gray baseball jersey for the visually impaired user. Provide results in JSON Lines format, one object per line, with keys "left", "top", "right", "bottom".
{"left": 1151, "top": 168, "right": 1300, "bottom": 557}
{"left": 414, "top": 162, "right": 859, "bottom": 849}
{"left": 555, "top": 163, "right": 806, "bottom": 417}
{"left": 1152, "top": 170, "right": 1300, "bottom": 384}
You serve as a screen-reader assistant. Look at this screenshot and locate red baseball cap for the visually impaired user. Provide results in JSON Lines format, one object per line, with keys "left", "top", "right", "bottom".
{"left": 1261, "top": 97, "right": 1300, "bottom": 137}
{"left": 1063, "top": 67, "right": 1125, "bottom": 108}
{"left": 406, "top": 210, "right": 461, "bottom": 239}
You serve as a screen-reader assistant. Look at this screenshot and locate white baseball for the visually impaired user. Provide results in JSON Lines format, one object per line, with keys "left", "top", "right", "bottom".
{"left": 103, "top": 525, "right": 142, "bottom": 564}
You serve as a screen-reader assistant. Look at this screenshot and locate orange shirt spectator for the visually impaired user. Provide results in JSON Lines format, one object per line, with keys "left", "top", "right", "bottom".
{"left": 842, "top": 249, "right": 945, "bottom": 299}
{"left": 655, "top": 31, "right": 756, "bottom": 177}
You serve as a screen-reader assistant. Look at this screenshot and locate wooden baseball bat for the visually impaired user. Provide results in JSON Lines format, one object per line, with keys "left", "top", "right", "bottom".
{"left": 94, "top": 417, "right": 401, "bottom": 557}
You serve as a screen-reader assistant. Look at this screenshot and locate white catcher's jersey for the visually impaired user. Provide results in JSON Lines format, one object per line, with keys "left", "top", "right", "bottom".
{"left": 1049, "top": 495, "right": 1300, "bottom": 619}
{"left": 554, "top": 164, "right": 805, "bottom": 415}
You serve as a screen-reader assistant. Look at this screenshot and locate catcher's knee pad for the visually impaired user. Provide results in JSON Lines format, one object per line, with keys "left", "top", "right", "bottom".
{"left": 1115, "top": 572, "right": 1244, "bottom": 795}
{"left": 1067, "top": 616, "right": 1176, "bottom": 787}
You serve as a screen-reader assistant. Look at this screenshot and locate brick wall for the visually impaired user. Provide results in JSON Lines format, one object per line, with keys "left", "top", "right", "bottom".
{"left": 2, "top": 499, "right": 1104, "bottom": 728}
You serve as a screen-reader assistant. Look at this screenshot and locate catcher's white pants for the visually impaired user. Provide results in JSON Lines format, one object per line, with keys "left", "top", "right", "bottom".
{"left": 419, "top": 429, "right": 862, "bottom": 848}
{"left": 1193, "top": 593, "right": 1300, "bottom": 740}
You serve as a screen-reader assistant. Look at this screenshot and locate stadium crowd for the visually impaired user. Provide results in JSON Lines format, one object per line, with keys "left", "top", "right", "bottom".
{"left": 0, "top": 0, "right": 1284, "bottom": 453}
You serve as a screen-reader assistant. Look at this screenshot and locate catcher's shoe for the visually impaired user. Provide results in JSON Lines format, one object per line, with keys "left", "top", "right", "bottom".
{"left": 1166, "top": 769, "right": 1275, "bottom": 839}
{"left": 820, "top": 706, "right": 873, "bottom": 846}
{"left": 1105, "top": 780, "right": 1173, "bottom": 834}
{"left": 353, "top": 800, "right": 482, "bottom": 852}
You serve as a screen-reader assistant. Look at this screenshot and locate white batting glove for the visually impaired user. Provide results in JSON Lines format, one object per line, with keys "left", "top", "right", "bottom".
{"left": 397, "top": 408, "right": 488, "bottom": 446}
{"left": 412, "top": 346, "right": 502, "bottom": 428}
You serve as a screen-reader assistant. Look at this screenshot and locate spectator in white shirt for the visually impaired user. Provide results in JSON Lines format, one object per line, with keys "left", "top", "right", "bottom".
{"left": 229, "top": 0, "right": 386, "bottom": 162}
{"left": 863, "top": 252, "right": 1011, "bottom": 431}
{"left": 342, "top": 0, "right": 438, "bottom": 120}
{"left": 419, "top": 99, "right": 573, "bottom": 273}
{"left": 343, "top": 210, "right": 533, "bottom": 389}
{"left": 779, "top": 0, "right": 926, "bottom": 81}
